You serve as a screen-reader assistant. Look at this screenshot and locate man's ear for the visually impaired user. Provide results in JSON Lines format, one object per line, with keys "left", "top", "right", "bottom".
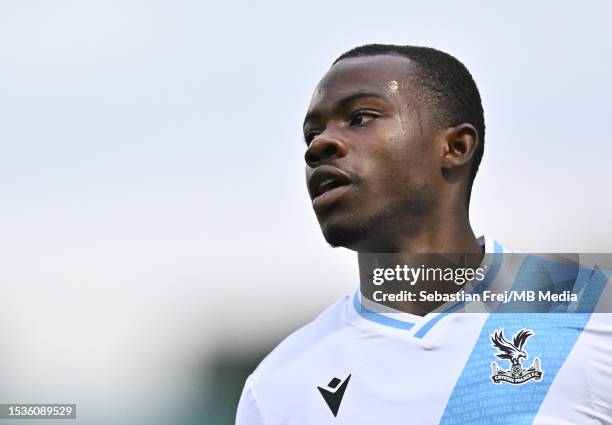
{"left": 440, "top": 123, "right": 479, "bottom": 171}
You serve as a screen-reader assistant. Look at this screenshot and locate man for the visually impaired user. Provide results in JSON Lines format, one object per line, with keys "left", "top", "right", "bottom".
{"left": 236, "top": 44, "right": 612, "bottom": 424}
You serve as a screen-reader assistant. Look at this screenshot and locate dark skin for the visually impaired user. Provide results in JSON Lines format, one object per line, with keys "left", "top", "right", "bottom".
{"left": 303, "top": 55, "right": 483, "bottom": 316}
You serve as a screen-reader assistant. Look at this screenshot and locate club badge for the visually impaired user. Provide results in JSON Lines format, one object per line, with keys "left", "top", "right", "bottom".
{"left": 490, "top": 328, "right": 543, "bottom": 385}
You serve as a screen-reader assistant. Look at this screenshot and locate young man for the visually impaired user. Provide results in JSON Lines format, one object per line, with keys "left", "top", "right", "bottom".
{"left": 236, "top": 45, "right": 612, "bottom": 424}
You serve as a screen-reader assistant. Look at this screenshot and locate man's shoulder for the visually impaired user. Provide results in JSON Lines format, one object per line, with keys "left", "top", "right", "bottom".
{"left": 248, "top": 293, "right": 353, "bottom": 386}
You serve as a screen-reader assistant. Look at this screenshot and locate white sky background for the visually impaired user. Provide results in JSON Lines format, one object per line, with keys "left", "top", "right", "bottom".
{"left": 1, "top": 1, "right": 611, "bottom": 423}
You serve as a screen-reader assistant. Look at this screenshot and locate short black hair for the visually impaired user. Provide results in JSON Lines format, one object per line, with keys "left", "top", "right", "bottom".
{"left": 334, "top": 44, "right": 485, "bottom": 197}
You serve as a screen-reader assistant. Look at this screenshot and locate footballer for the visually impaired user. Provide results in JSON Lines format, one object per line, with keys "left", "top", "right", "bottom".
{"left": 236, "top": 45, "right": 612, "bottom": 424}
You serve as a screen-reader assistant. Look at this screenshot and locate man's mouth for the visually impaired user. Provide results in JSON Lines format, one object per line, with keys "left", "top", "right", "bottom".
{"left": 308, "top": 165, "right": 352, "bottom": 212}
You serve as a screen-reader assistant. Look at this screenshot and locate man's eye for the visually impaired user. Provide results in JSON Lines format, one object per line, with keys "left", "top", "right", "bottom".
{"left": 304, "top": 132, "right": 320, "bottom": 145}
{"left": 349, "top": 111, "right": 379, "bottom": 127}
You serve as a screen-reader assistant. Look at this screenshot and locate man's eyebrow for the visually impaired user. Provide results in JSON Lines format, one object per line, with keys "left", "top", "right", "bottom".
{"left": 303, "top": 90, "right": 389, "bottom": 129}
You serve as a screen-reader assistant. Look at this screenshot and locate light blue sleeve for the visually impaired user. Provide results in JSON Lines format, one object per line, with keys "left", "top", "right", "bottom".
{"left": 236, "top": 377, "right": 267, "bottom": 425}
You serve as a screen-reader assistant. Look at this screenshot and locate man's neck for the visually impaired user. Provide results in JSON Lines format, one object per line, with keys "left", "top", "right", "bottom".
{"left": 356, "top": 217, "right": 483, "bottom": 316}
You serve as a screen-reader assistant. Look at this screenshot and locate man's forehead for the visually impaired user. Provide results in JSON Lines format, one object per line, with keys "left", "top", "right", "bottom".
{"left": 312, "top": 54, "right": 417, "bottom": 101}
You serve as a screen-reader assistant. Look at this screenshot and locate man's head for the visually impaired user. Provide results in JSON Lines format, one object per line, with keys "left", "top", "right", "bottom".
{"left": 303, "top": 44, "right": 484, "bottom": 252}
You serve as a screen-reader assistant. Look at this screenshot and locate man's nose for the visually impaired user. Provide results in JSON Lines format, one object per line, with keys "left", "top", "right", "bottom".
{"left": 304, "top": 135, "right": 348, "bottom": 167}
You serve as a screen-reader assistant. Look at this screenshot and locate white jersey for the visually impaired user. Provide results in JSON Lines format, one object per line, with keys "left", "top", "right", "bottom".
{"left": 236, "top": 237, "right": 612, "bottom": 424}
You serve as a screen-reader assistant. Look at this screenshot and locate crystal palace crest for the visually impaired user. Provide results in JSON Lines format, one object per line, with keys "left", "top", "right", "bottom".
{"left": 490, "top": 328, "right": 543, "bottom": 385}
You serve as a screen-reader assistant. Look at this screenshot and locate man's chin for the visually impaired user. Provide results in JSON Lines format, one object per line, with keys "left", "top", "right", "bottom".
{"left": 317, "top": 207, "right": 395, "bottom": 252}
{"left": 319, "top": 221, "right": 365, "bottom": 250}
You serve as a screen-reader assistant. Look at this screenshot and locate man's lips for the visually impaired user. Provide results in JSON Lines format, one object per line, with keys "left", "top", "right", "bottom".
{"left": 308, "top": 165, "right": 352, "bottom": 211}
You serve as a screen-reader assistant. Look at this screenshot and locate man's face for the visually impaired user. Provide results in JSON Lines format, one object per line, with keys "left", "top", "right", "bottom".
{"left": 303, "top": 55, "right": 440, "bottom": 251}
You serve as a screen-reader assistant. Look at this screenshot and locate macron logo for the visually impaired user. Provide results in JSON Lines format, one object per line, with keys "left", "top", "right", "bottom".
{"left": 317, "top": 374, "right": 351, "bottom": 417}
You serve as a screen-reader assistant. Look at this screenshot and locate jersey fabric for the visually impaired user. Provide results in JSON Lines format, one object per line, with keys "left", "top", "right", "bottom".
{"left": 236, "top": 236, "right": 612, "bottom": 424}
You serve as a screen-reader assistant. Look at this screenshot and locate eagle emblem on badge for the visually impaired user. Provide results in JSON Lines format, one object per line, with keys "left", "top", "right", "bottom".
{"left": 490, "top": 328, "right": 543, "bottom": 385}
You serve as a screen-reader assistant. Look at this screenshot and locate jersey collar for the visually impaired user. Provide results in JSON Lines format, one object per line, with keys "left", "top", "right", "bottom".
{"left": 346, "top": 235, "right": 504, "bottom": 338}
